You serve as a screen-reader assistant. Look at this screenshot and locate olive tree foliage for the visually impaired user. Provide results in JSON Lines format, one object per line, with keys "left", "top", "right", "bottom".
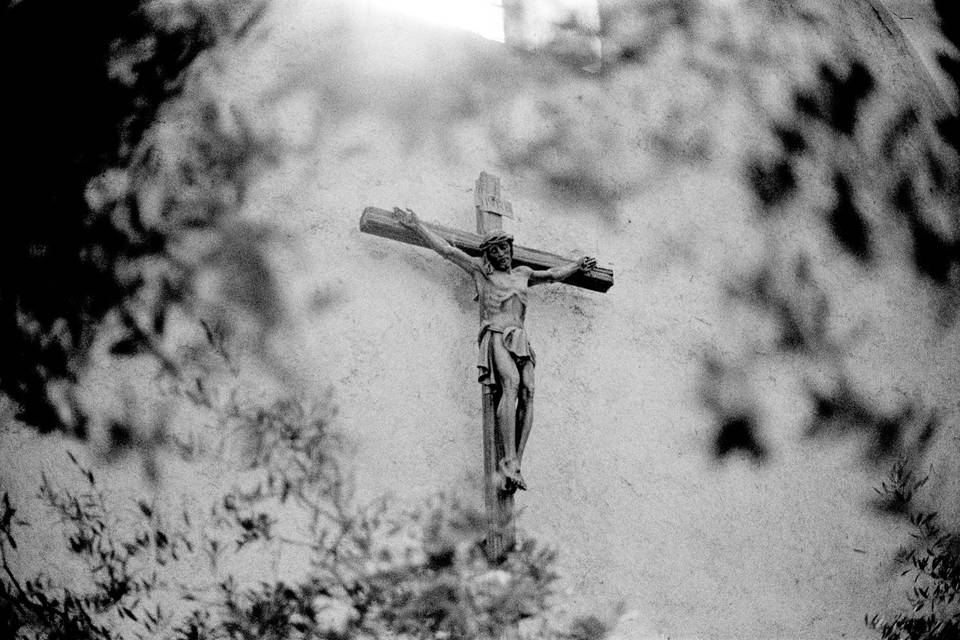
{"left": 0, "top": 337, "right": 603, "bottom": 639}
{"left": 0, "top": 0, "right": 279, "bottom": 444}
{"left": 0, "top": 357, "right": 574, "bottom": 640}
{"left": 867, "top": 462, "right": 960, "bottom": 639}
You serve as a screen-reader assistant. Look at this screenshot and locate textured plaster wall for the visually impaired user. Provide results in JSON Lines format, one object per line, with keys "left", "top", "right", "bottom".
{"left": 3, "top": 1, "right": 959, "bottom": 639}
{"left": 220, "top": 2, "right": 958, "bottom": 638}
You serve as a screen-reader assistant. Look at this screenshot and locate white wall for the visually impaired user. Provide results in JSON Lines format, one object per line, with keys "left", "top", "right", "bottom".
{"left": 224, "top": 2, "right": 959, "bottom": 637}
{"left": 3, "top": 1, "right": 958, "bottom": 638}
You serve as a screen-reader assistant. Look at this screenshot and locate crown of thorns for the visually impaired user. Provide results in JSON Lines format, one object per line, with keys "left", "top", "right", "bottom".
{"left": 479, "top": 231, "right": 514, "bottom": 251}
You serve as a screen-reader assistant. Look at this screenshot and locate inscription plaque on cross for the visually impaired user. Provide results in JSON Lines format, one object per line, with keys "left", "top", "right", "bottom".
{"left": 359, "top": 171, "right": 613, "bottom": 561}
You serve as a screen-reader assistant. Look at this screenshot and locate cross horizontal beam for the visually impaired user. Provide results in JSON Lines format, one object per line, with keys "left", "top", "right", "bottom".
{"left": 359, "top": 207, "right": 614, "bottom": 293}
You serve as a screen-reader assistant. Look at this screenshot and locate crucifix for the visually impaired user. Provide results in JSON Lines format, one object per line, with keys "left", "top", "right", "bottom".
{"left": 359, "top": 172, "right": 613, "bottom": 561}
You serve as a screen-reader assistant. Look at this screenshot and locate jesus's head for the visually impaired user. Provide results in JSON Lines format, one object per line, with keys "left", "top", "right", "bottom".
{"left": 480, "top": 231, "right": 513, "bottom": 272}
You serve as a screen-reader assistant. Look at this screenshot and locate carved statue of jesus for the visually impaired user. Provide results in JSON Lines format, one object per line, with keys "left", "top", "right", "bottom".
{"left": 393, "top": 207, "right": 597, "bottom": 492}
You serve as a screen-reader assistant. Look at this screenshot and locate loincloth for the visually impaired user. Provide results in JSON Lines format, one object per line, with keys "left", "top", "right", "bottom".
{"left": 477, "top": 326, "right": 536, "bottom": 387}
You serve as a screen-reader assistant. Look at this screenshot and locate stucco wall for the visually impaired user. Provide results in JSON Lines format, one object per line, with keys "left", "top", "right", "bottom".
{"left": 3, "top": 1, "right": 958, "bottom": 638}
{"left": 220, "top": 2, "right": 958, "bottom": 638}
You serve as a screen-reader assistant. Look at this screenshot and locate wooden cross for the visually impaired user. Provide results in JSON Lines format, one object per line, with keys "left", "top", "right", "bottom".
{"left": 359, "top": 171, "right": 613, "bottom": 561}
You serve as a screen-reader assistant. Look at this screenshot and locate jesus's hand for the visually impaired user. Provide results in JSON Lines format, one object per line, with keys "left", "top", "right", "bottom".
{"left": 579, "top": 256, "right": 597, "bottom": 272}
{"left": 393, "top": 207, "right": 420, "bottom": 229}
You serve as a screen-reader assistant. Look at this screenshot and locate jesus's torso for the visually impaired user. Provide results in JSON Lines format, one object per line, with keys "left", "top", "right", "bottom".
{"left": 474, "top": 267, "right": 530, "bottom": 333}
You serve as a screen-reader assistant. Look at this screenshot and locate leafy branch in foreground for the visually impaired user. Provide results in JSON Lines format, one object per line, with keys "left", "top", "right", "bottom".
{"left": 868, "top": 460, "right": 960, "bottom": 640}
{"left": 2, "top": 352, "right": 600, "bottom": 639}
{"left": 1, "top": 449, "right": 196, "bottom": 639}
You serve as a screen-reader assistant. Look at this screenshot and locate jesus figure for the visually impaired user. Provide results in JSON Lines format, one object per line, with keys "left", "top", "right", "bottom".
{"left": 393, "top": 207, "right": 596, "bottom": 492}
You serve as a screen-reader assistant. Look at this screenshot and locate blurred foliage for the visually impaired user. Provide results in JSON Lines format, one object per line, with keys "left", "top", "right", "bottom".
{"left": 0, "top": 0, "right": 278, "bottom": 442}
{"left": 0, "top": 358, "right": 592, "bottom": 640}
{"left": 577, "top": 0, "right": 960, "bottom": 466}
{"left": 0, "top": 453, "right": 190, "bottom": 639}
{"left": 867, "top": 460, "right": 960, "bottom": 639}
{"left": 520, "top": 1, "right": 959, "bottom": 468}
{"left": 698, "top": 0, "right": 960, "bottom": 633}
{"left": 724, "top": 0, "right": 960, "bottom": 464}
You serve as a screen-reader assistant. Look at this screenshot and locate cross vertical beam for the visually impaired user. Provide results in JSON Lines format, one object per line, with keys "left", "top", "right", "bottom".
{"left": 475, "top": 172, "right": 515, "bottom": 562}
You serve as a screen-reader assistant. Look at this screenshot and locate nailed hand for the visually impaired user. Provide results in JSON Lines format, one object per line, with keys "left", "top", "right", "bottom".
{"left": 393, "top": 207, "right": 419, "bottom": 229}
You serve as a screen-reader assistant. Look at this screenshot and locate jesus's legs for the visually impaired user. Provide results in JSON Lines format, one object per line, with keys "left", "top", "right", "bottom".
{"left": 516, "top": 359, "right": 534, "bottom": 466}
{"left": 490, "top": 335, "right": 525, "bottom": 491}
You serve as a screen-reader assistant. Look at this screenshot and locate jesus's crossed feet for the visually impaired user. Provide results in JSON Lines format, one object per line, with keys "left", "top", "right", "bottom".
{"left": 497, "top": 457, "right": 527, "bottom": 493}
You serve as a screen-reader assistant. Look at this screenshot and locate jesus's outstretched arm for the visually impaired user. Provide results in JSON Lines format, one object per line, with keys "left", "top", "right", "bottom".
{"left": 527, "top": 256, "right": 597, "bottom": 285}
{"left": 393, "top": 207, "right": 480, "bottom": 274}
